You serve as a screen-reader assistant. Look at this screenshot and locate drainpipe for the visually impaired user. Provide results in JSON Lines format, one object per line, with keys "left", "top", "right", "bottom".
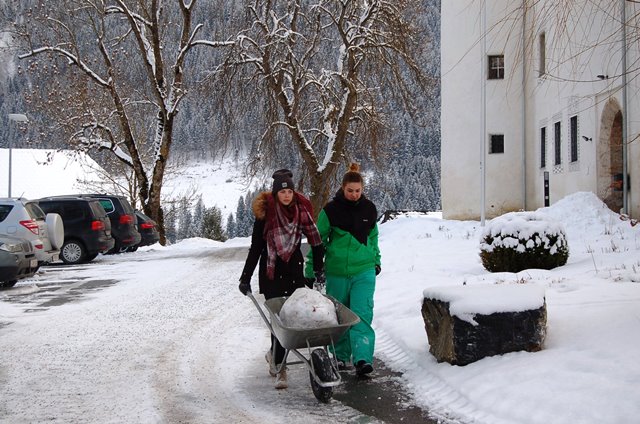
{"left": 521, "top": 1, "right": 527, "bottom": 211}
{"left": 481, "top": 1, "right": 487, "bottom": 226}
{"left": 621, "top": 0, "right": 629, "bottom": 215}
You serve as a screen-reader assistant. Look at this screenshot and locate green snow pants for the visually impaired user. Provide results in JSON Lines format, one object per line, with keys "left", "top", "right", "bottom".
{"left": 326, "top": 269, "right": 376, "bottom": 365}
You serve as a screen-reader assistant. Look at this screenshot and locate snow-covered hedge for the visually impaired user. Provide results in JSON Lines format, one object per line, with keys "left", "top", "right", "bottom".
{"left": 479, "top": 211, "right": 569, "bottom": 272}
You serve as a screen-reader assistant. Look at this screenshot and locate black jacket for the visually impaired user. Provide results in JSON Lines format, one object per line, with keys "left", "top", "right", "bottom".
{"left": 240, "top": 192, "right": 324, "bottom": 299}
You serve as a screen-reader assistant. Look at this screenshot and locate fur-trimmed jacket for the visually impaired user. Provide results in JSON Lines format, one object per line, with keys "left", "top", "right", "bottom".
{"left": 240, "top": 191, "right": 324, "bottom": 299}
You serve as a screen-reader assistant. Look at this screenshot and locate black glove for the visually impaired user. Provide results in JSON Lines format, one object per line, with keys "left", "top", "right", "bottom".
{"left": 238, "top": 277, "right": 252, "bottom": 295}
{"left": 375, "top": 265, "right": 381, "bottom": 276}
{"left": 313, "top": 271, "right": 326, "bottom": 292}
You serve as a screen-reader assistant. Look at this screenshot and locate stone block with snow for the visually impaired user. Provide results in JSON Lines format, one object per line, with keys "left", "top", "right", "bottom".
{"left": 421, "top": 284, "right": 547, "bottom": 366}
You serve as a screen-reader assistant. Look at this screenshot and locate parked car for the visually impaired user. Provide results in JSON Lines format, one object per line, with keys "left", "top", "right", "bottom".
{"left": 0, "top": 198, "right": 63, "bottom": 266}
{"left": 35, "top": 196, "right": 116, "bottom": 264}
{"left": 127, "top": 210, "right": 160, "bottom": 251}
{"left": 0, "top": 249, "right": 19, "bottom": 288}
{"left": 80, "top": 194, "right": 141, "bottom": 253}
{"left": 0, "top": 235, "right": 38, "bottom": 288}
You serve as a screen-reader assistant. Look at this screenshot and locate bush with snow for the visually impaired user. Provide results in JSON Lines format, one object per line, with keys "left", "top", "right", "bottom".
{"left": 279, "top": 287, "right": 339, "bottom": 329}
{"left": 480, "top": 211, "right": 569, "bottom": 273}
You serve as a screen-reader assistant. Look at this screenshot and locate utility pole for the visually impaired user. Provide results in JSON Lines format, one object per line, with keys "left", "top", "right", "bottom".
{"left": 7, "top": 113, "right": 29, "bottom": 197}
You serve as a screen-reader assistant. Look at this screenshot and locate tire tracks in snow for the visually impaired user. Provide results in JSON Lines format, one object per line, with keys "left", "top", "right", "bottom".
{"left": 374, "top": 327, "right": 509, "bottom": 424}
{"left": 151, "top": 249, "right": 378, "bottom": 423}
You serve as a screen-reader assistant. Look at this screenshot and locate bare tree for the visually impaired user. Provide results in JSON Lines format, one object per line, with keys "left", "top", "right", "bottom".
{"left": 16, "top": 0, "right": 234, "bottom": 244}
{"left": 224, "top": 0, "right": 433, "bottom": 213}
{"left": 489, "top": 1, "right": 639, "bottom": 96}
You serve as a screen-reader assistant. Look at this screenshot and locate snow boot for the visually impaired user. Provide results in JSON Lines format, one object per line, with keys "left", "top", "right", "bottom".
{"left": 265, "top": 350, "right": 277, "bottom": 377}
{"left": 336, "top": 359, "right": 351, "bottom": 371}
{"left": 355, "top": 360, "right": 373, "bottom": 376}
{"left": 275, "top": 368, "right": 288, "bottom": 389}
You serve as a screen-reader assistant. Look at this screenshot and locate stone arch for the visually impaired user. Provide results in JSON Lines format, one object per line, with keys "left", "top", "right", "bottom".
{"left": 597, "top": 97, "right": 624, "bottom": 213}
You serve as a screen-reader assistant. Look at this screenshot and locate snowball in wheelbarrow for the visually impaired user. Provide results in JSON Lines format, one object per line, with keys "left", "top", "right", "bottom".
{"left": 279, "top": 287, "right": 339, "bottom": 329}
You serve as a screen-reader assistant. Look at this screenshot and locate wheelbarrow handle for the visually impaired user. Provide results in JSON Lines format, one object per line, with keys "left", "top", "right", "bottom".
{"left": 247, "top": 292, "right": 274, "bottom": 333}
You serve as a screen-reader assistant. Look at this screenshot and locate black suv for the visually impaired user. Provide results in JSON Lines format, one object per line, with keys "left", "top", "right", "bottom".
{"left": 81, "top": 194, "right": 141, "bottom": 253}
{"left": 36, "top": 196, "right": 115, "bottom": 264}
{"left": 130, "top": 210, "right": 160, "bottom": 251}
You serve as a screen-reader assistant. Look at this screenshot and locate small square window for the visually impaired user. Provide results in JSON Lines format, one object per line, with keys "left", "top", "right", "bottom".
{"left": 488, "top": 55, "right": 504, "bottom": 79}
{"left": 490, "top": 134, "right": 504, "bottom": 154}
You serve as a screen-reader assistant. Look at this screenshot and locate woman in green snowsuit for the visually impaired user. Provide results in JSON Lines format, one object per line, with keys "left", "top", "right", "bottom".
{"left": 306, "top": 163, "right": 381, "bottom": 376}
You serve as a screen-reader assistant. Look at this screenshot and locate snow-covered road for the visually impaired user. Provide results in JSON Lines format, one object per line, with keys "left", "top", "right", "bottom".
{"left": 0, "top": 244, "right": 385, "bottom": 423}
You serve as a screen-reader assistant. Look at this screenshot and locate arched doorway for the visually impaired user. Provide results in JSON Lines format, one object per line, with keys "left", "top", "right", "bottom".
{"left": 597, "top": 98, "right": 624, "bottom": 213}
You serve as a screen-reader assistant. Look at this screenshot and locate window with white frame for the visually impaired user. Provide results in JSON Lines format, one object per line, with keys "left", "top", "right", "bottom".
{"left": 488, "top": 55, "right": 504, "bottom": 79}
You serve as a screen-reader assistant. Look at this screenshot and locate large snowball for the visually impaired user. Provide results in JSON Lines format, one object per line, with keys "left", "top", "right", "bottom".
{"left": 279, "top": 287, "right": 339, "bottom": 329}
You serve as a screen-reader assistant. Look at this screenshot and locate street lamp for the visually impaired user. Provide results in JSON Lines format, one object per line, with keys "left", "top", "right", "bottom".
{"left": 7, "top": 113, "right": 29, "bottom": 198}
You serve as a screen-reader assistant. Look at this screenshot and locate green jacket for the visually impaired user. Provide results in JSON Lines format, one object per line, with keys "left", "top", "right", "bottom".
{"left": 305, "top": 196, "right": 381, "bottom": 278}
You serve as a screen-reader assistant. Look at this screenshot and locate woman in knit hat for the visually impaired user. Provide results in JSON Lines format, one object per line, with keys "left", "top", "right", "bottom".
{"left": 305, "top": 163, "right": 381, "bottom": 377}
{"left": 238, "top": 169, "right": 325, "bottom": 389}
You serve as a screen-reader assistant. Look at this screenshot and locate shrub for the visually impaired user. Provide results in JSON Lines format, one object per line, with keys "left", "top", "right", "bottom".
{"left": 480, "top": 211, "right": 569, "bottom": 272}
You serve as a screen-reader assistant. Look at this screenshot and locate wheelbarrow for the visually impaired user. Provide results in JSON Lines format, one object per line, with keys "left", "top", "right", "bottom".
{"left": 248, "top": 292, "right": 360, "bottom": 402}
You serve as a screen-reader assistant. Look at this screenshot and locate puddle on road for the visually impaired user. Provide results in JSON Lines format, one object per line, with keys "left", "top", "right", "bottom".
{"left": 0, "top": 279, "right": 118, "bottom": 313}
{"left": 35, "top": 279, "right": 118, "bottom": 308}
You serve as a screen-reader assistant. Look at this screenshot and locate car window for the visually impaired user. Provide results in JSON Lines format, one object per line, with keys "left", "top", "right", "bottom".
{"left": 120, "top": 199, "right": 135, "bottom": 214}
{"left": 65, "top": 203, "right": 84, "bottom": 220}
{"left": 97, "top": 199, "right": 115, "bottom": 214}
{"left": 89, "top": 202, "right": 108, "bottom": 218}
{"left": 37, "top": 201, "right": 59, "bottom": 215}
{"left": 0, "top": 205, "right": 13, "bottom": 222}
{"left": 25, "top": 203, "right": 46, "bottom": 220}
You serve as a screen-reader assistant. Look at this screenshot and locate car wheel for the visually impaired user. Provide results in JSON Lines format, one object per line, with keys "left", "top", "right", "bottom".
{"left": 46, "top": 213, "right": 65, "bottom": 250}
{"left": 0, "top": 280, "right": 18, "bottom": 289}
{"left": 61, "top": 240, "right": 86, "bottom": 264}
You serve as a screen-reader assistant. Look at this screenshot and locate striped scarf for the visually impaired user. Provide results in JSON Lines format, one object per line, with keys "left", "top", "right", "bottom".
{"left": 264, "top": 193, "right": 322, "bottom": 280}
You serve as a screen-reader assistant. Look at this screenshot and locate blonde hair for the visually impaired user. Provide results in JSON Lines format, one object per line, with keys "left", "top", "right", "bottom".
{"left": 341, "top": 163, "right": 364, "bottom": 187}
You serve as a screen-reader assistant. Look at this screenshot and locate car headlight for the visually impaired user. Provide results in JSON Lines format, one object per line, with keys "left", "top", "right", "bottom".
{"left": 0, "top": 242, "right": 23, "bottom": 253}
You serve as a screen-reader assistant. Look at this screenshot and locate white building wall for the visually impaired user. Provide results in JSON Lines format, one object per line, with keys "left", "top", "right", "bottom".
{"left": 442, "top": 0, "right": 640, "bottom": 219}
{"left": 442, "top": 1, "right": 524, "bottom": 220}
{"left": 525, "top": 0, "right": 640, "bottom": 216}
{"left": 441, "top": 1, "right": 483, "bottom": 220}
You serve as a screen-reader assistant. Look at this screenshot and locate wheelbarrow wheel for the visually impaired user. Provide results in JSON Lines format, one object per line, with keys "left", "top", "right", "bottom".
{"left": 309, "top": 348, "right": 335, "bottom": 403}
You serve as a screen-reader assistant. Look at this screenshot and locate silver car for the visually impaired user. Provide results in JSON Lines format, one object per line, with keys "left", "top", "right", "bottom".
{"left": 0, "top": 235, "right": 38, "bottom": 288}
{"left": 0, "top": 198, "right": 64, "bottom": 266}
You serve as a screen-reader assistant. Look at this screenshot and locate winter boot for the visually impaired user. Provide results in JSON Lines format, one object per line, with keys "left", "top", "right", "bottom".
{"left": 355, "top": 360, "right": 373, "bottom": 376}
{"left": 336, "top": 359, "right": 351, "bottom": 371}
{"left": 265, "top": 350, "right": 277, "bottom": 377}
{"left": 275, "top": 367, "right": 288, "bottom": 389}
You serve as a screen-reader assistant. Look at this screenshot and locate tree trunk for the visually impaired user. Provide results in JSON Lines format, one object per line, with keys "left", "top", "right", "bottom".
{"left": 308, "top": 165, "right": 339, "bottom": 218}
{"left": 144, "top": 113, "right": 174, "bottom": 246}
